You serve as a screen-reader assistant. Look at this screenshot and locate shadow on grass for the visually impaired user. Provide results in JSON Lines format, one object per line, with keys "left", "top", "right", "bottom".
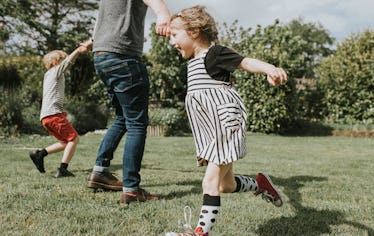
{"left": 283, "top": 120, "right": 334, "bottom": 137}
{"left": 257, "top": 175, "right": 374, "bottom": 236}
{"left": 159, "top": 179, "right": 202, "bottom": 200}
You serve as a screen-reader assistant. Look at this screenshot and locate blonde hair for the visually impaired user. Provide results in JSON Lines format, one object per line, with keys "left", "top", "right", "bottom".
{"left": 43, "top": 50, "right": 68, "bottom": 69}
{"left": 171, "top": 6, "right": 219, "bottom": 44}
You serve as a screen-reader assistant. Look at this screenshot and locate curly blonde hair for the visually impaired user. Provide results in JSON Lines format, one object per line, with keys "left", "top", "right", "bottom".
{"left": 43, "top": 50, "right": 67, "bottom": 70}
{"left": 171, "top": 6, "right": 219, "bottom": 44}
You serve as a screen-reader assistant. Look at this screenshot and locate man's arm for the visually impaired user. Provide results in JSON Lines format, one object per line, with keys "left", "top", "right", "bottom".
{"left": 143, "top": 0, "right": 171, "bottom": 36}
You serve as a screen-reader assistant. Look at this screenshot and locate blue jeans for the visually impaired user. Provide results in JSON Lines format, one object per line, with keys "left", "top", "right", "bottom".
{"left": 94, "top": 52, "right": 149, "bottom": 191}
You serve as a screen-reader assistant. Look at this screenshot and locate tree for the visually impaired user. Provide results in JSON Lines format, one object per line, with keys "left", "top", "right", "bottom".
{"left": 287, "top": 18, "right": 334, "bottom": 78}
{"left": 0, "top": 0, "right": 97, "bottom": 55}
{"left": 316, "top": 29, "right": 374, "bottom": 124}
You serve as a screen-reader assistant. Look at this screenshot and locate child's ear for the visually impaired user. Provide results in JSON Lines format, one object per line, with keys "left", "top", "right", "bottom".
{"left": 53, "top": 59, "right": 61, "bottom": 67}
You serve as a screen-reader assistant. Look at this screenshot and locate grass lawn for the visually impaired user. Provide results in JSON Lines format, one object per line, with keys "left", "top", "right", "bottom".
{"left": 0, "top": 133, "right": 373, "bottom": 236}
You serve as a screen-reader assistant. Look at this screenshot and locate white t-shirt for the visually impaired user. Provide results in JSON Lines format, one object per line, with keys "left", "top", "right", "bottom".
{"left": 40, "top": 58, "right": 72, "bottom": 120}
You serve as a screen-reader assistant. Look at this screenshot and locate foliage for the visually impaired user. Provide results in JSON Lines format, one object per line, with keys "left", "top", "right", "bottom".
{"left": 149, "top": 108, "right": 190, "bottom": 136}
{"left": 0, "top": 94, "right": 22, "bottom": 136}
{"left": 219, "top": 19, "right": 334, "bottom": 133}
{"left": 0, "top": 56, "right": 43, "bottom": 136}
{"left": 65, "top": 100, "right": 108, "bottom": 134}
{"left": 316, "top": 29, "right": 374, "bottom": 124}
{"left": 147, "top": 23, "right": 187, "bottom": 107}
{"left": 0, "top": 0, "right": 97, "bottom": 54}
{"left": 221, "top": 20, "right": 295, "bottom": 133}
{"left": 0, "top": 59, "right": 21, "bottom": 89}
{"left": 287, "top": 18, "right": 334, "bottom": 78}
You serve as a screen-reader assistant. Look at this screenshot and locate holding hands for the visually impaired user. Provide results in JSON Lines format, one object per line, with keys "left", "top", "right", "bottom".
{"left": 78, "top": 38, "right": 93, "bottom": 53}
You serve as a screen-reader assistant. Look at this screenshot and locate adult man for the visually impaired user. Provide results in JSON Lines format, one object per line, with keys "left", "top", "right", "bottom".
{"left": 87, "top": 0, "right": 170, "bottom": 204}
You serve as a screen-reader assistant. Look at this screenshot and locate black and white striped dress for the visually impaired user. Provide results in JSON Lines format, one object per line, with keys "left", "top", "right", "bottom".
{"left": 186, "top": 46, "right": 247, "bottom": 166}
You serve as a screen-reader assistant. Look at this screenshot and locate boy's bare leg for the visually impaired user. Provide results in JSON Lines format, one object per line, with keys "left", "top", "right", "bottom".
{"left": 61, "top": 137, "right": 79, "bottom": 164}
{"left": 45, "top": 142, "right": 67, "bottom": 154}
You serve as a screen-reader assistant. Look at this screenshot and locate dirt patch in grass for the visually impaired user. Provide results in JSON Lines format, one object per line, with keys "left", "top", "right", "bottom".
{"left": 332, "top": 130, "right": 374, "bottom": 137}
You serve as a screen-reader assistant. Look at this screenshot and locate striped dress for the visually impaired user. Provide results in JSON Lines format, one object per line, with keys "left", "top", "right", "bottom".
{"left": 186, "top": 49, "right": 247, "bottom": 166}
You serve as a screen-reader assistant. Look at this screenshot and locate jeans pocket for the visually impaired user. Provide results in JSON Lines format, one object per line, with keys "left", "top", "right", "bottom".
{"left": 113, "top": 78, "right": 132, "bottom": 92}
{"left": 217, "top": 103, "right": 242, "bottom": 133}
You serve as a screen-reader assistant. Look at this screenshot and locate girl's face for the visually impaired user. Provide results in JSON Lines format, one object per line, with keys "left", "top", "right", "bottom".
{"left": 170, "top": 18, "right": 196, "bottom": 59}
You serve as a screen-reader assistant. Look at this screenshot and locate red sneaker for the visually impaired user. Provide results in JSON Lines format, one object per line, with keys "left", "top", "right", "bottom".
{"left": 255, "top": 173, "right": 283, "bottom": 207}
{"left": 165, "top": 227, "right": 207, "bottom": 236}
{"left": 194, "top": 227, "right": 208, "bottom": 236}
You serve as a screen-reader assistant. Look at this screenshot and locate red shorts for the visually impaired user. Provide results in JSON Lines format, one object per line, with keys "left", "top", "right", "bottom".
{"left": 41, "top": 113, "right": 78, "bottom": 143}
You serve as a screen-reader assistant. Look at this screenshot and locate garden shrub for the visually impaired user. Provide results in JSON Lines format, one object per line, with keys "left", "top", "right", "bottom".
{"left": 0, "top": 59, "right": 24, "bottom": 136}
{"left": 148, "top": 108, "right": 190, "bottom": 136}
{"left": 317, "top": 29, "right": 374, "bottom": 124}
{"left": 65, "top": 100, "right": 108, "bottom": 135}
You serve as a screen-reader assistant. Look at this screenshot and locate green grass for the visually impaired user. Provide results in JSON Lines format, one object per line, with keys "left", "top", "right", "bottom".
{"left": 1, "top": 133, "right": 373, "bottom": 236}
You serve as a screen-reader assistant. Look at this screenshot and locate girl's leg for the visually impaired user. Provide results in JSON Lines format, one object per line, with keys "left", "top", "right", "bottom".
{"left": 195, "top": 162, "right": 232, "bottom": 235}
{"left": 219, "top": 164, "right": 236, "bottom": 193}
{"left": 220, "top": 167, "right": 283, "bottom": 207}
{"left": 220, "top": 164, "right": 258, "bottom": 193}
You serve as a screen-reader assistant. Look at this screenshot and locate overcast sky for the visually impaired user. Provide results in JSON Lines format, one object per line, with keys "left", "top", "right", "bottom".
{"left": 144, "top": 0, "right": 373, "bottom": 50}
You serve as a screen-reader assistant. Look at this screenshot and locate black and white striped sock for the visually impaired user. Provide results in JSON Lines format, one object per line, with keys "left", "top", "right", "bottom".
{"left": 197, "top": 194, "right": 220, "bottom": 234}
{"left": 234, "top": 175, "right": 258, "bottom": 192}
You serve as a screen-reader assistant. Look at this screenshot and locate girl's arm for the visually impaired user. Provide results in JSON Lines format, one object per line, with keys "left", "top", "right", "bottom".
{"left": 239, "top": 58, "right": 288, "bottom": 86}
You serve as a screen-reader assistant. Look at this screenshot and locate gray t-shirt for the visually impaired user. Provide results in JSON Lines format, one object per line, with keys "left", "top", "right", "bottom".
{"left": 93, "top": 0, "right": 148, "bottom": 57}
{"left": 40, "top": 58, "right": 72, "bottom": 120}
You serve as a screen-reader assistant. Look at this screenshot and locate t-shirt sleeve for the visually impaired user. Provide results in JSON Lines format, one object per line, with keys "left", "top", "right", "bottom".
{"left": 54, "top": 57, "right": 73, "bottom": 79}
{"left": 205, "top": 45, "right": 244, "bottom": 81}
{"left": 216, "top": 45, "right": 244, "bottom": 72}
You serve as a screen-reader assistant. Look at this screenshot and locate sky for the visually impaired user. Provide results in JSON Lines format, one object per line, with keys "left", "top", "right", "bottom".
{"left": 144, "top": 0, "right": 374, "bottom": 51}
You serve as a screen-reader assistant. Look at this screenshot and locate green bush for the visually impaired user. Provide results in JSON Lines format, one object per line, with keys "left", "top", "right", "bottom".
{"left": 0, "top": 58, "right": 24, "bottom": 136}
{"left": 20, "top": 103, "right": 47, "bottom": 135}
{"left": 148, "top": 108, "right": 190, "bottom": 136}
{"left": 0, "top": 95, "right": 23, "bottom": 137}
{"left": 228, "top": 21, "right": 300, "bottom": 133}
{"left": 65, "top": 100, "right": 108, "bottom": 135}
{"left": 317, "top": 29, "right": 374, "bottom": 124}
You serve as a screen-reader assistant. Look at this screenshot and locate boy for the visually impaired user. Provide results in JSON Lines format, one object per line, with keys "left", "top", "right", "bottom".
{"left": 29, "top": 39, "right": 92, "bottom": 178}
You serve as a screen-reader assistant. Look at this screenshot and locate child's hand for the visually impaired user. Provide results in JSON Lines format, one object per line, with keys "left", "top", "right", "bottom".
{"left": 266, "top": 67, "right": 287, "bottom": 86}
{"left": 79, "top": 38, "right": 93, "bottom": 52}
{"left": 77, "top": 45, "right": 89, "bottom": 53}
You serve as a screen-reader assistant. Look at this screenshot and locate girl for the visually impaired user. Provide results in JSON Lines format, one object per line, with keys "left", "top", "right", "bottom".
{"left": 166, "top": 6, "right": 287, "bottom": 236}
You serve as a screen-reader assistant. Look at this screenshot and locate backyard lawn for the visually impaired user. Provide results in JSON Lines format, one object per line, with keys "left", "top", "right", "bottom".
{"left": 0, "top": 133, "right": 373, "bottom": 235}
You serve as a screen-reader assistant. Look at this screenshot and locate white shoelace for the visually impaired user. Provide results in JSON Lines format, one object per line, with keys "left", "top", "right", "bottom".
{"left": 166, "top": 206, "right": 195, "bottom": 236}
{"left": 179, "top": 206, "right": 195, "bottom": 234}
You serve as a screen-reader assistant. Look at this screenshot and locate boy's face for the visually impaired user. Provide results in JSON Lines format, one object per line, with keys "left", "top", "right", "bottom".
{"left": 170, "top": 18, "right": 196, "bottom": 59}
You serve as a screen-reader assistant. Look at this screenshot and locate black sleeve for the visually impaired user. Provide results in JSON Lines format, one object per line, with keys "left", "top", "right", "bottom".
{"left": 205, "top": 45, "right": 244, "bottom": 82}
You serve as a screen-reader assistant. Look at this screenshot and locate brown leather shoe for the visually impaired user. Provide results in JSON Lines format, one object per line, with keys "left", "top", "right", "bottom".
{"left": 120, "top": 188, "right": 159, "bottom": 204}
{"left": 87, "top": 172, "right": 122, "bottom": 191}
